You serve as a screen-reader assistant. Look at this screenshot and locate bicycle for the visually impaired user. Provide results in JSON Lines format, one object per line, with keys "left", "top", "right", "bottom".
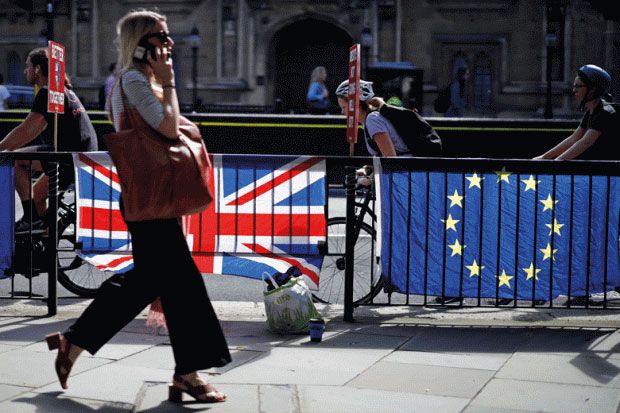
{"left": 313, "top": 169, "right": 384, "bottom": 306}
{"left": 7, "top": 165, "right": 111, "bottom": 298}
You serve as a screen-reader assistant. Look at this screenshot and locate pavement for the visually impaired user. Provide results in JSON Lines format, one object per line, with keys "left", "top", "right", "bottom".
{"left": 0, "top": 299, "right": 619, "bottom": 413}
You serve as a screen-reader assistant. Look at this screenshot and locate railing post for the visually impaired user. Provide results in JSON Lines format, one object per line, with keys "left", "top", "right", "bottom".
{"left": 46, "top": 161, "right": 58, "bottom": 316}
{"left": 344, "top": 166, "right": 356, "bottom": 322}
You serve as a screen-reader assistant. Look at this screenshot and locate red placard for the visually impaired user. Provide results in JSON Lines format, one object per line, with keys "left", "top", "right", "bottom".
{"left": 47, "top": 41, "right": 65, "bottom": 114}
{"left": 346, "top": 44, "right": 361, "bottom": 147}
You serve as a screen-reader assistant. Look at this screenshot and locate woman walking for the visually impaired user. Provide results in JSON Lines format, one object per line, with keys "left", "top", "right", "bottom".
{"left": 45, "top": 9, "right": 231, "bottom": 403}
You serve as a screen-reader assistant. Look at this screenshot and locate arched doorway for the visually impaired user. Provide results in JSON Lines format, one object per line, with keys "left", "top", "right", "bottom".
{"left": 270, "top": 18, "right": 353, "bottom": 113}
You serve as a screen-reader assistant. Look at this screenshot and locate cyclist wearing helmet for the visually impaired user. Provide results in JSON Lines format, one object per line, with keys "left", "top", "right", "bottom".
{"left": 535, "top": 64, "right": 617, "bottom": 160}
{"left": 335, "top": 79, "right": 408, "bottom": 157}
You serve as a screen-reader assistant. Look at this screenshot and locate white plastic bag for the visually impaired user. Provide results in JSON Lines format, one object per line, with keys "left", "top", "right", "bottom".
{"left": 263, "top": 272, "right": 321, "bottom": 334}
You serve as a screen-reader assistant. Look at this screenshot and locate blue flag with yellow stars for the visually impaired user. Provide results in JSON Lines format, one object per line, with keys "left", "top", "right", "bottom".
{"left": 379, "top": 162, "right": 620, "bottom": 300}
{"left": 0, "top": 156, "right": 15, "bottom": 279}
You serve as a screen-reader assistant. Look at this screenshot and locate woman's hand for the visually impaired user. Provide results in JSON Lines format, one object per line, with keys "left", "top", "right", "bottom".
{"left": 148, "top": 45, "right": 174, "bottom": 86}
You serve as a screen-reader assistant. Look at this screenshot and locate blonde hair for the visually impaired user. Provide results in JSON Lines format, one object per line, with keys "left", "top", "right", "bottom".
{"left": 310, "top": 66, "right": 326, "bottom": 84}
{"left": 116, "top": 9, "right": 166, "bottom": 72}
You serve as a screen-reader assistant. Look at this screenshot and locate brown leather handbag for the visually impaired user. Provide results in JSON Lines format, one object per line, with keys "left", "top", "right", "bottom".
{"left": 104, "top": 79, "right": 213, "bottom": 221}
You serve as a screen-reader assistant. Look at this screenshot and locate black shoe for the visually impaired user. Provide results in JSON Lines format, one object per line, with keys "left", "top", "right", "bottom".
{"left": 435, "top": 296, "right": 462, "bottom": 305}
{"left": 15, "top": 218, "right": 47, "bottom": 235}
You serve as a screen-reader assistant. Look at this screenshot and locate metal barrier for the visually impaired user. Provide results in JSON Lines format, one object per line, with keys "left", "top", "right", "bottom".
{"left": 2, "top": 152, "right": 618, "bottom": 320}
{"left": 343, "top": 157, "right": 620, "bottom": 321}
{"left": 0, "top": 152, "right": 75, "bottom": 316}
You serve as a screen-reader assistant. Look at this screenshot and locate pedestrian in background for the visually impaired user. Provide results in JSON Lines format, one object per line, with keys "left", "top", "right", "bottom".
{"left": 306, "top": 66, "right": 330, "bottom": 114}
{"left": 45, "top": 9, "right": 231, "bottom": 403}
{"left": 0, "top": 74, "right": 10, "bottom": 111}
{"left": 99, "top": 62, "right": 118, "bottom": 110}
{"left": 445, "top": 66, "right": 469, "bottom": 118}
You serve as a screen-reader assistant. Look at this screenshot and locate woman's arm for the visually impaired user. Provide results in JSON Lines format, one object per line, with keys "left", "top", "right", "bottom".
{"left": 149, "top": 46, "right": 179, "bottom": 139}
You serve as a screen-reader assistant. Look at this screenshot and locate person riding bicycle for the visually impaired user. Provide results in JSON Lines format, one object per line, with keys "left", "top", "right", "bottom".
{"left": 335, "top": 79, "right": 441, "bottom": 158}
{"left": 535, "top": 64, "right": 618, "bottom": 161}
{"left": 0, "top": 47, "right": 98, "bottom": 234}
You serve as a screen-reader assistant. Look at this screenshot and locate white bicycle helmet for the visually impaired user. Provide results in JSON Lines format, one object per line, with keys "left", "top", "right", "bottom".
{"left": 335, "top": 79, "right": 375, "bottom": 101}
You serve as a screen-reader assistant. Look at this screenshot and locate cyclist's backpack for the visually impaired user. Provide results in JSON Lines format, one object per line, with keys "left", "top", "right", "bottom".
{"left": 373, "top": 103, "right": 443, "bottom": 156}
{"left": 433, "top": 83, "right": 451, "bottom": 114}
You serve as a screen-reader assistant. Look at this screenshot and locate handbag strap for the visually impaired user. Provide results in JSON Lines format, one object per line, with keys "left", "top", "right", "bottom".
{"left": 115, "top": 72, "right": 150, "bottom": 131}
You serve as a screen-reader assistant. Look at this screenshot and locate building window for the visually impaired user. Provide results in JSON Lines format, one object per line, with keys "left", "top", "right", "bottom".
{"left": 473, "top": 52, "right": 492, "bottom": 111}
{"left": 222, "top": 0, "right": 238, "bottom": 78}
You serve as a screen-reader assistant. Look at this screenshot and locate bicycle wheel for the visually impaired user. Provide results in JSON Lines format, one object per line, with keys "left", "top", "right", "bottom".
{"left": 313, "top": 217, "right": 383, "bottom": 305}
{"left": 56, "top": 218, "right": 113, "bottom": 298}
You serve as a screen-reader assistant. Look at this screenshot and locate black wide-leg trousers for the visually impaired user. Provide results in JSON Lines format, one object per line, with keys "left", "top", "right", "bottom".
{"left": 64, "top": 218, "right": 231, "bottom": 374}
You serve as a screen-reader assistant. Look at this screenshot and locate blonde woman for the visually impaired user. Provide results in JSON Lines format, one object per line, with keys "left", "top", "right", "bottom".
{"left": 45, "top": 10, "right": 231, "bottom": 403}
{"left": 306, "top": 65, "right": 330, "bottom": 114}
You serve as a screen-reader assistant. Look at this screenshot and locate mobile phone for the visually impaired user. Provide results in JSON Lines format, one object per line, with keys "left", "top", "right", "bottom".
{"left": 133, "top": 38, "right": 157, "bottom": 63}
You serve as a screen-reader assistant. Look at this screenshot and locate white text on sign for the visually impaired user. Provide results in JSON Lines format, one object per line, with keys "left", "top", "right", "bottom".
{"left": 49, "top": 91, "right": 64, "bottom": 105}
{"left": 50, "top": 44, "right": 64, "bottom": 62}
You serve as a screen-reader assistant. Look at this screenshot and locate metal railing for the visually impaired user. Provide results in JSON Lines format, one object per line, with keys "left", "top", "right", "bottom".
{"left": 343, "top": 157, "right": 620, "bottom": 320}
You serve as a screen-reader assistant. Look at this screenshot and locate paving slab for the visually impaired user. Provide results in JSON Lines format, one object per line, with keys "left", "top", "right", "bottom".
{"left": 0, "top": 391, "right": 132, "bottom": 412}
{"left": 399, "top": 325, "right": 531, "bottom": 354}
{"left": 469, "top": 378, "right": 620, "bottom": 413}
{"left": 518, "top": 327, "right": 620, "bottom": 356}
{"left": 116, "top": 343, "right": 264, "bottom": 374}
{"left": 212, "top": 333, "right": 407, "bottom": 386}
{"left": 35, "top": 364, "right": 171, "bottom": 404}
{"left": 347, "top": 360, "right": 495, "bottom": 398}
{"left": 383, "top": 350, "right": 508, "bottom": 370}
{"left": 497, "top": 352, "right": 620, "bottom": 387}
{"left": 0, "top": 347, "right": 110, "bottom": 387}
{"left": 0, "top": 318, "right": 74, "bottom": 346}
{"left": 0, "top": 384, "right": 30, "bottom": 403}
{"left": 0, "top": 343, "right": 19, "bottom": 354}
{"left": 136, "top": 383, "right": 259, "bottom": 413}
{"left": 299, "top": 384, "right": 469, "bottom": 413}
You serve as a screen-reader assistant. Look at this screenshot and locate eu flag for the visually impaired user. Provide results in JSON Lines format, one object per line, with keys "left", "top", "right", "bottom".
{"left": 0, "top": 156, "right": 14, "bottom": 279}
{"left": 379, "top": 160, "right": 620, "bottom": 301}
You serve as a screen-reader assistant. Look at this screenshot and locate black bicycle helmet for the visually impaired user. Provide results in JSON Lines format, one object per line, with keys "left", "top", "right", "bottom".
{"left": 577, "top": 64, "right": 611, "bottom": 98}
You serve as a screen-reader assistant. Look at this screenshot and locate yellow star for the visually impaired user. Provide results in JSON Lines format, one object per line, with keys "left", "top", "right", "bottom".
{"left": 447, "top": 189, "right": 464, "bottom": 208}
{"left": 494, "top": 167, "right": 512, "bottom": 184}
{"left": 540, "top": 194, "right": 559, "bottom": 212}
{"left": 466, "top": 172, "right": 483, "bottom": 189}
{"left": 545, "top": 218, "right": 565, "bottom": 236}
{"left": 448, "top": 239, "right": 465, "bottom": 256}
{"left": 465, "top": 259, "right": 484, "bottom": 277}
{"left": 441, "top": 214, "right": 460, "bottom": 232}
{"left": 521, "top": 175, "right": 540, "bottom": 192}
{"left": 496, "top": 269, "right": 514, "bottom": 288}
{"left": 522, "top": 262, "right": 542, "bottom": 281}
{"left": 540, "top": 243, "right": 558, "bottom": 261}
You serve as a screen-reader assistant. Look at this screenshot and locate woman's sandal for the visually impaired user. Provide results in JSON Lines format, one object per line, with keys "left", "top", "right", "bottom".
{"left": 45, "top": 332, "right": 74, "bottom": 390}
{"left": 168, "top": 374, "right": 227, "bottom": 403}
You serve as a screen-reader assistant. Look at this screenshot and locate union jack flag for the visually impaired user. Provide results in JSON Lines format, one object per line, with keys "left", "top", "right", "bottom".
{"left": 72, "top": 153, "right": 326, "bottom": 289}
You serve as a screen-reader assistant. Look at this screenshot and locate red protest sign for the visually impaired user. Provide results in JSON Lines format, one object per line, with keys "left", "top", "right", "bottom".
{"left": 47, "top": 41, "right": 65, "bottom": 114}
{"left": 346, "top": 44, "right": 361, "bottom": 147}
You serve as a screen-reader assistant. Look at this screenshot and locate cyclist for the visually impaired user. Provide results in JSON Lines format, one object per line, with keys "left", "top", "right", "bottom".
{"left": 335, "top": 79, "right": 441, "bottom": 158}
{"left": 535, "top": 64, "right": 617, "bottom": 160}
{"left": 336, "top": 79, "right": 406, "bottom": 157}
{"left": 0, "top": 47, "right": 98, "bottom": 233}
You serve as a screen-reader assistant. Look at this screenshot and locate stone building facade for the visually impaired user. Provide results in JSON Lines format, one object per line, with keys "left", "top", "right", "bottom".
{"left": 1, "top": 0, "right": 618, "bottom": 117}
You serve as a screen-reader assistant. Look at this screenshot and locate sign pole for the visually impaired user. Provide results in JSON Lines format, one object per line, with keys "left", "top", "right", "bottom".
{"left": 346, "top": 44, "right": 361, "bottom": 157}
{"left": 46, "top": 41, "right": 65, "bottom": 316}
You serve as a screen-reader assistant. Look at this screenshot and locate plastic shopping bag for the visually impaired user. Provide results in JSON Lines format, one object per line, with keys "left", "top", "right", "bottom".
{"left": 263, "top": 272, "right": 321, "bottom": 334}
